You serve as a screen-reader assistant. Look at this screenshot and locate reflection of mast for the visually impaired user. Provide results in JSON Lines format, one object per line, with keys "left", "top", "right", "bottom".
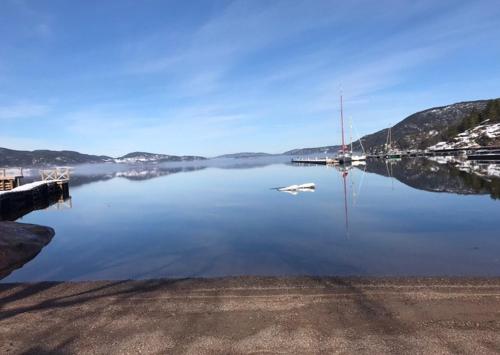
{"left": 335, "top": 164, "right": 351, "bottom": 238}
{"left": 385, "top": 160, "right": 395, "bottom": 190}
{"left": 342, "top": 170, "right": 349, "bottom": 236}
{"left": 351, "top": 163, "right": 366, "bottom": 207}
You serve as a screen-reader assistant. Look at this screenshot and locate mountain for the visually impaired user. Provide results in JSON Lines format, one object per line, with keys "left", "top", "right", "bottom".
{"left": 359, "top": 99, "right": 499, "bottom": 153}
{"left": 0, "top": 147, "right": 113, "bottom": 166}
{"left": 0, "top": 148, "right": 206, "bottom": 167}
{"left": 215, "top": 152, "right": 273, "bottom": 159}
{"left": 427, "top": 99, "right": 500, "bottom": 150}
{"left": 114, "top": 152, "right": 206, "bottom": 163}
{"left": 285, "top": 98, "right": 500, "bottom": 155}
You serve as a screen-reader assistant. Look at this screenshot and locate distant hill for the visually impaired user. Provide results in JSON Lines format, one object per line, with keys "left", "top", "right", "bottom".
{"left": 215, "top": 152, "right": 274, "bottom": 159}
{"left": 114, "top": 152, "right": 206, "bottom": 163}
{"left": 285, "top": 98, "right": 500, "bottom": 155}
{"left": 0, "top": 148, "right": 206, "bottom": 167}
{"left": 0, "top": 148, "right": 113, "bottom": 166}
{"left": 283, "top": 145, "right": 341, "bottom": 156}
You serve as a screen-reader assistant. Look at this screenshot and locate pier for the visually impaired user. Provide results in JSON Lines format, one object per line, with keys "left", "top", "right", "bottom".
{"left": 291, "top": 157, "right": 338, "bottom": 165}
{"left": 0, "top": 167, "right": 71, "bottom": 221}
{"left": 0, "top": 168, "right": 24, "bottom": 191}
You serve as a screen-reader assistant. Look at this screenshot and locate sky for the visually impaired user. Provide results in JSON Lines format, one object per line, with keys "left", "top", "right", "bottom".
{"left": 1, "top": 0, "right": 500, "bottom": 157}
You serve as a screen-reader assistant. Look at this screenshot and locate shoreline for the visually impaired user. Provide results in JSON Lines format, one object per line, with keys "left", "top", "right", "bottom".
{"left": 1, "top": 276, "right": 499, "bottom": 353}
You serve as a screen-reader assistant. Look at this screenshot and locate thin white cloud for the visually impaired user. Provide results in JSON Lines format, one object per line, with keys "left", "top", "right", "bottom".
{"left": 0, "top": 102, "right": 50, "bottom": 119}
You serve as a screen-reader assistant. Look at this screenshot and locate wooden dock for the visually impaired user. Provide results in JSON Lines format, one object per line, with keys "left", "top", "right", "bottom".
{"left": 0, "top": 168, "right": 70, "bottom": 221}
{"left": 0, "top": 168, "right": 24, "bottom": 191}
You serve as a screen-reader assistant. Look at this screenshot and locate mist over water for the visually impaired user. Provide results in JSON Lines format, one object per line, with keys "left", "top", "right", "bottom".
{"left": 3, "top": 157, "right": 500, "bottom": 282}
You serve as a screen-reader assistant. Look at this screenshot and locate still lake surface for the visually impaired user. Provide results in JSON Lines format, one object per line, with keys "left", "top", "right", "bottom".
{"left": 3, "top": 157, "right": 500, "bottom": 282}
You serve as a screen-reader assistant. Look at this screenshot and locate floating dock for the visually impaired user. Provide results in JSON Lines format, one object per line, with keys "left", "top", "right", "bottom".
{"left": 291, "top": 157, "right": 337, "bottom": 165}
{"left": 0, "top": 168, "right": 70, "bottom": 220}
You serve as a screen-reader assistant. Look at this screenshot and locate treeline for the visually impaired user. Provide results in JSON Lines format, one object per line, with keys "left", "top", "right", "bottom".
{"left": 441, "top": 98, "right": 500, "bottom": 140}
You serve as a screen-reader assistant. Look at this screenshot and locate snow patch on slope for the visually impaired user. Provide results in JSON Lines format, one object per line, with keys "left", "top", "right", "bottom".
{"left": 114, "top": 154, "right": 171, "bottom": 164}
{"left": 429, "top": 122, "right": 500, "bottom": 150}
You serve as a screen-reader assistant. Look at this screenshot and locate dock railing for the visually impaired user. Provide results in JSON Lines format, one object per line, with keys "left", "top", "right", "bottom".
{"left": 40, "top": 167, "right": 71, "bottom": 182}
{"left": 0, "top": 168, "right": 24, "bottom": 178}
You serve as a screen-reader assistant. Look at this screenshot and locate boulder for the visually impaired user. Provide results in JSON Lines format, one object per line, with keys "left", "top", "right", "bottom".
{"left": 0, "top": 221, "right": 54, "bottom": 280}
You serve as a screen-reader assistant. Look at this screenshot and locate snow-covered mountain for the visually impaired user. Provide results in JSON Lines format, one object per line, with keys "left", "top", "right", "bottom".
{"left": 429, "top": 121, "right": 500, "bottom": 150}
{"left": 359, "top": 100, "right": 492, "bottom": 152}
{"left": 113, "top": 152, "right": 206, "bottom": 164}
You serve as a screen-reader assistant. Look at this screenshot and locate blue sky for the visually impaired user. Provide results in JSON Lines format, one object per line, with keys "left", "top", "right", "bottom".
{"left": 1, "top": 0, "right": 500, "bottom": 157}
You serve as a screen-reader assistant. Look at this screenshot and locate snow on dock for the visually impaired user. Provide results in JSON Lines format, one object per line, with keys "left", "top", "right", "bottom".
{"left": 0, "top": 168, "right": 70, "bottom": 220}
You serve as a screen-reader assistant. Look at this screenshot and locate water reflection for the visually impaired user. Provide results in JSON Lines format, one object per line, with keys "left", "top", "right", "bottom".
{"left": 68, "top": 166, "right": 206, "bottom": 187}
{"left": 363, "top": 157, "right": 500, "bottom": 199}
{"left": 0, "top": 193, "right": 71, "bottom": 221}
{"left": 64, "top": 158, "right": 500, "bottom": 199}
{"left": 2, "top": 157, "right": 499, "bottom": 281}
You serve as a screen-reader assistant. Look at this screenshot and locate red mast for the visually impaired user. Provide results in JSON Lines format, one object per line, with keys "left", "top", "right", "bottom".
{"left": 340, "top": 94, "right": 346, "bottom": 153}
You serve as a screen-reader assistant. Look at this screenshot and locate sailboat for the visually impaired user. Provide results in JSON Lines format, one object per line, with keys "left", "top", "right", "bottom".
{"left": 384, "top": 126, "right": 402, "bottom": 159}
{"left": 349, "top": 117, "right": 366, "bottom": 162}
{"left": 337, "top": 94, "right": 352, "bottom": 164}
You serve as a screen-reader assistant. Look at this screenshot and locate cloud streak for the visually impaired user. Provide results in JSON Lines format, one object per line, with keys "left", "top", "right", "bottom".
{"left": 0, "top": 102, "right": 50, "bottom": 120}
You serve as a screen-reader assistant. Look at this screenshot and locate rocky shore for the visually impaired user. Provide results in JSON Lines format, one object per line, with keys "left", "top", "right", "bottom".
{"left": 0, "top": 221, "right": 54, "bottom": 279}
{"left": 0, "top": 277, "right": 499, "bottom": 354}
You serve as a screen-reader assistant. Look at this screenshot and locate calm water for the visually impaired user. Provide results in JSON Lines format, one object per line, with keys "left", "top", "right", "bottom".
{"left": 3, "top": 157, "right": 500, "bottom": 282}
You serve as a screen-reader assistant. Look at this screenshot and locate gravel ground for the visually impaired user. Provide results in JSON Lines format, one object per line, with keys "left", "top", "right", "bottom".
{"left": 0, "top": 277, "right": 499, "bottom": 354}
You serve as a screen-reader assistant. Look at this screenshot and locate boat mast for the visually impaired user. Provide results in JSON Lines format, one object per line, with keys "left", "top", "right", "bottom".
{"left": 389, "top": 127, "right": 392, "bottom": 150}
{"left": 349, "top": 117, "right": 353, "bottom": 153}
{"left": 340, "top": 94, "right": 346, "bottom": 153}
{"left": 385, "top": 126, "right": 392, "bottom": 153}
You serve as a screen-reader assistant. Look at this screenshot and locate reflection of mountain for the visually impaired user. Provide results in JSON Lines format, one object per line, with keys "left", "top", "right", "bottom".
{"left": 68, "top": 166, "right": 207, "bottom": 187}
{"left": 114, "top": 166, "right": 206, "bottom": 181}
{"left": 365, "top": 158, "right": 500, "bottom": 199}
{"left": 215, "top": 152, "right": 274, "bottom": 159}
{"left": 114, "top": 152, "right": 206, "bottom": 163}
{"left": 67, "top": 158, "right": 290, "bottom": 188}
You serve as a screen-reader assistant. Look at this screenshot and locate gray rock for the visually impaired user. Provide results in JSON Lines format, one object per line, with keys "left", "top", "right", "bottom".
{"left": 0, "top": 221, "right": 54, "bottom": 280}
